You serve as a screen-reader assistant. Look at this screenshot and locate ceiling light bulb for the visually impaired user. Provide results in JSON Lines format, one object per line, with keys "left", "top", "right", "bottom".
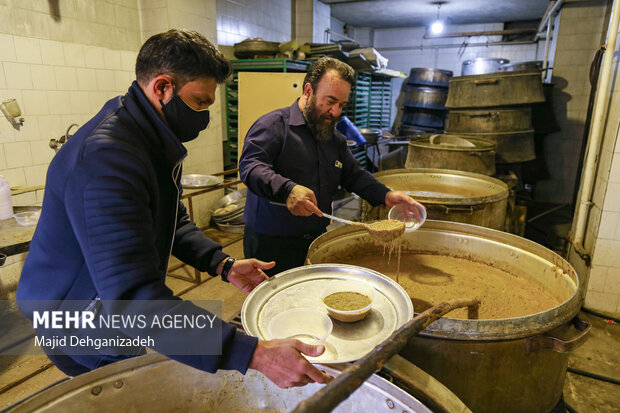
{"left": 431, "top": 20, "right": 444, "bottom": 34}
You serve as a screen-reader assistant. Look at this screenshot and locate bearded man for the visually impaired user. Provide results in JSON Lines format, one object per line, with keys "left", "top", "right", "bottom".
{"left": 239, "top": 57, "right": 416, "bottom": 276}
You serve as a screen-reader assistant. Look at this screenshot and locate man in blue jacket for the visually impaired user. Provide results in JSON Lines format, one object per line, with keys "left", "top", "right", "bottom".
{"left": 17, "top": 29, "right": 331, "bottom": 389}
{"left": 239, "top": 57, "right": 417, "bottom": 275}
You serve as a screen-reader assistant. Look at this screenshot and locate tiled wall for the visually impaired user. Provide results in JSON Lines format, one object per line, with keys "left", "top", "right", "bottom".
{"left": 536, "top": 1, "right": 609, "bottom": 204}
{"left": 370, "top": 23, "right": 543, "bottom": 130}
{"left": 216, "top": 0, "right": 292, "bottom": 46}
{"left": 0, "top": 0, "right": 226, "bottom": 299}
{"left": 564, "top": 1, "right": 620, "bottom": 314}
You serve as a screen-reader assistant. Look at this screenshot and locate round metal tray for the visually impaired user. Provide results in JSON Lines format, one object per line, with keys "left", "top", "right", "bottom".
{"left": 241, "top": 264, "right": 413, "bottom": 364}
{"left": 180, "top": 174, "right": 223, "bottom": 188}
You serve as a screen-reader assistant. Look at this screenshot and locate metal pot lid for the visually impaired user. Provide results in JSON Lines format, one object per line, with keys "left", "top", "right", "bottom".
{"left": 411, "top": 135, "right": 496, "bottom": 152}
{"left": 241, "top": 264, "right": 413, "bottom": 364}
{"left": 180, "top": 174, "right": 223, "bottom": 188}
{"left": 374, "top": 168, "right": 508, "bottom": 205}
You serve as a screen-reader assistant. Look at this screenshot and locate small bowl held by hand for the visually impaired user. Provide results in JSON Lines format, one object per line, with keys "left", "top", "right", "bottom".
{"left": 268, "top": 308, "right": 333, "bottom": 345}
{"left": 388, "top": 201, "right": 427, "bottom": 232}
{"left": 322, "top": 280, "right": 375, "bottom": 323}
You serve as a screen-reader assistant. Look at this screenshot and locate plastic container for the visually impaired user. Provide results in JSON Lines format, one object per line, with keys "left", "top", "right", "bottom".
{"left": 337, "top": 116, "right": 366, "bottom": 147}
{"left": 268, "top": 308, "right": 332, "bottom": 345}
{"left": 388, "top": 201, "right": 427, "bottom": 232}
{"left": 13, "top": 210, "right": 40, "bottom": 226}
{"left": 322, "top": 280, "right": 375, "bottom": 323}
{"left": 0, "top": 175, "right": 13, "bottom": 221}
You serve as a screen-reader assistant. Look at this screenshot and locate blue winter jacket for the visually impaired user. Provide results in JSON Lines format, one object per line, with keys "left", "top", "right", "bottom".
{"left": 16, "top": 81, "right": 257, "bottom": 373}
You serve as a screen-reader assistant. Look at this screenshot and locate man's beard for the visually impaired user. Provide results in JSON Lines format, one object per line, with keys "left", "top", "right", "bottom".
{"left": 303, "top": 95, "right": 338, "bottom": 141}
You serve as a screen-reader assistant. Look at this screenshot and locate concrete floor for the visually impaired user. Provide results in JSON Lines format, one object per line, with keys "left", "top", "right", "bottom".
{"left": 1, "top": 205, "right": 619, "bottom": 412}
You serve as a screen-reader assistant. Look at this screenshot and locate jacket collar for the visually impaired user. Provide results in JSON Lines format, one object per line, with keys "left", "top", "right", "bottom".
{"left": 124, "top": 81, "right": 187, "bottom": 167}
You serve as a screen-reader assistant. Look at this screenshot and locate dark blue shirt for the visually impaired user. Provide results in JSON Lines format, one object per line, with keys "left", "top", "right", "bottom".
{"left": 239, "top": 100, "right": 390, "bottom": 237}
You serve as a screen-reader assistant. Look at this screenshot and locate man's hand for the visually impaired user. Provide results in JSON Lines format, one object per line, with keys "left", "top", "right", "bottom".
{"left": 286, "top": 185, "right": 323, "bottom": 216}
{"left": 226, "top": 259, "right": 274, "bottom": 293}
{"left": 249, "top": 339, "right": 334, "bottom": 388}
{"left": 385, "top": 190, "right": 424, "bottom": 221}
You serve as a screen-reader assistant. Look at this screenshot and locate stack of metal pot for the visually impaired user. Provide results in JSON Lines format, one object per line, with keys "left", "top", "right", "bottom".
{"left": 398, "top": 68, "right": 453, "bottom": 135}
{"left": 445, "top": 62, "right": 545, "bottom": 165}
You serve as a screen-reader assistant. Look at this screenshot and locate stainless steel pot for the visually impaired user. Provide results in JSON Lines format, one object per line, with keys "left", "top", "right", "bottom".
{"left": 403, "top": 85, "right": 448, "bottom": 110}
{"left": 359, "top": 128, "right": 382, "bottom": 145}
{"left": 445, "top": 108, "right": 532, "bottom": 133}
{"left": 407, "top": 68, "right": 453, "bottom": 88}
{"left": 365, "top": 168, "right": 508, "bottom": 230}
{"left": 461, "top": 57, "right": 509, "bottom": 76}
{"left": 4, "top": 353, "right": 447, "bottom": 413}
{"left": 446, "top": 71, "right": 545, "bottom": 108}
{"left": 306, "top": 220, "right": 589, "bottom": 413}
{"left": 402, "top": 107, "right": 447, "bottom": 128}
{"left": 406, "top": 135, "right": 496, "bottom": 175}
{"left": 500, "top": 60, "right": 543, "bottom": 72}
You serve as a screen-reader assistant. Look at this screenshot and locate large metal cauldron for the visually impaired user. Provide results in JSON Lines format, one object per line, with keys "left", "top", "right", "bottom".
{"left": 403, "top": 85, "right": 448, "bottom": 110}
{"left": 306, "top": 221, "right": 589, "bottom": 413}
{"left": 402, "top": 107, "right": 447, "bottom": 128}
{"left": 446, "top": 71, "right": 545, "bottom": 108}
{"left": 406, "top": 135, "right": 496, "bottom": 175}
{"left": 365, "top": 169, "right": 508, "bottom": 230}
{"left": 446, "top": 108, "right": 532, "bottom": 133}
{"left": 5, "top": 354, "right": 453, "bottom": 412}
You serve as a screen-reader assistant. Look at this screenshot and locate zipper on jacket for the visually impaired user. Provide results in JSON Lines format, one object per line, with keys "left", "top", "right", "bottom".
{"left": 164, "top": 156, "right": 185, "bottom": 274}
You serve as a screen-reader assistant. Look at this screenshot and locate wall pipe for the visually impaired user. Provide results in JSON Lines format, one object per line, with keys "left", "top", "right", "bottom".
{"left": 535, "top": 0, "right": 565, "bottom": 41}
{"left": 570, "top": 0, "right": 620, "bottom": 260}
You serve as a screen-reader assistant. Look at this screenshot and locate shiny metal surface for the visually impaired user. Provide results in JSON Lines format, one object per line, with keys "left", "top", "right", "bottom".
{"left": 306, "top": 221, "right": 585, "bottom": 413}
{"left": 241, "top": 264, "right": 413, "bottom": 363}
{"left": 446, "top": 71, "right": 545, "bottom": 108}
{"left": 180, "top": 174, "right": 223, "bottom": 188}
{"left": 461, "top": 57, "right": 509, "bottom": 76}
{"left": 500, "top": 60, "right": 543, "bottom": 72}
{"left": 403, "top": 85, "right": 448, "bottom": 110}
{"left": 407, "top": 68, "right": 453, "bottom": 87}
{"left": 366, "top": 168, "right": 508, "bottom": 229}
{"left": 5, "top": 354, "right": 433, "bottom": 413}
{"left": 359, "top": 128, "right": 382, "bottom": 145}
{"left": 406, "top": 136, "right": 496, "bottom": 175}
{"left": 233, "top": 40, "right": 280, "bottom": 58}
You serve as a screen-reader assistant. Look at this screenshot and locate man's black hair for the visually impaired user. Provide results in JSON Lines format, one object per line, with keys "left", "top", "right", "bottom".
{"left": 136, "top": 29, "right": 232, "bottom": 86}
{"left": 303, "top": 57, "right": 354, "bottom": 91}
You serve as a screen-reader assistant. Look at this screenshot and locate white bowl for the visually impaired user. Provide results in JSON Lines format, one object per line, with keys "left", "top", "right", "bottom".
{"left": 388, "top": 201, "right": 427, "bottom": 232}
{"left": 268, "top": 308, "right": 333, "bottom": 345}
{"left": 13, "top": 211, "right": 40, "bottom": 226}
{"left": 321, "top": 280, "right": 375, "bottom": 323}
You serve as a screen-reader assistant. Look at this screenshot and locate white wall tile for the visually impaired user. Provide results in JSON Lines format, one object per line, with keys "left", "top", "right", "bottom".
{"left": 603, "top": 183, "right": 620, "bottom": 212}
{"left": 40, "top": 39, "right": 65, "bottom": 65}
{"left": 23, "top": 164, "right": 48, "bottom": 187}
{"left": 30, "top": 64, "right": 57, "bottom": 91}
{"left": 54, "top": 66, "right": 78, "bottom": 91}
{"left": 103, "top": 49, "right": 122, "bottom": 71}
{"left": 30, "top": 140, "right": 55, "bottom": 166}
{"left": 4, "top": 141, "right": 33, "bottom": 169}
{"left": 0, "top": 33, "right": 17, "bottom": 62}
{"left": 0, "top": 167, "right": 26, "bottom": 187}
{"left": 14, "top": 36, "right": 42, "bottom": 64}
{"left": 598, "top": 211, "right": 619, "bottom": 239}
{"left": 3, "top": 62, "right": 33, "bottom": 89}
{"left": 96, "top": 69, "right": 116, "bottom": 91}
{"left": 584, "top": 291, "right": 619, "bottom": 314}
{"left": 84, "top": 46, "right": 105, "bottom": 69}
{"left": 75, "top": 68, "right": 98, "bottom": 91}
{"left": 63, "top": 42, "right": 86, "bottom": 67}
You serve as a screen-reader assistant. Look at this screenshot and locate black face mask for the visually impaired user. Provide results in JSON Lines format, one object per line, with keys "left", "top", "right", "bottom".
{"left": 160, "top": 88, "right": 210, "bottom": 143}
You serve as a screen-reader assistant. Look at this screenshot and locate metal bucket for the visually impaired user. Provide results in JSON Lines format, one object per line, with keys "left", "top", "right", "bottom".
{"left": 402, "top": 107, "right": 447, "bottom": 128}
{"left": 406, "top": 135, "right": 496, "bottom": 175}
{"left": 461, "top": 57, "right": 509, "bottom": 76}
{"left": 365, "top": 168, "right": 508, "bottom": 230}
{"left": 446, "top": 71, "right": 545, "bottom": 108}
{"left": 4, "top": 353, "right": 462, "bottom": 413}
{"left": 407, "top": 68, "right": 453, "bottom": 88}
{"left": 306, "top": 220, "right": 589, "bottom": 413}
{"left": 445, "top": 108, "right": 532, "bottom": 134}
{"left": 403, "top": 85, "right": 448, "bottom": 110}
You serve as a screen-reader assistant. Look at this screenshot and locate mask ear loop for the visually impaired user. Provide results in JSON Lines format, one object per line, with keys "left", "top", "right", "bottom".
{"left": 158, "top": 81, "right": 174, "bottom": 109}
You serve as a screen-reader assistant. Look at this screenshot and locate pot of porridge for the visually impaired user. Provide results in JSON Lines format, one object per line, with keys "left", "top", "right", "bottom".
{"left": 306, "top": 221, "right": 590, "bottom": 413}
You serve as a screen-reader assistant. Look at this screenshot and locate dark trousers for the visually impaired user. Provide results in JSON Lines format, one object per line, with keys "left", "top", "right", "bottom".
{"left": 243, "top": 227, "right": 321, "bottom": 277}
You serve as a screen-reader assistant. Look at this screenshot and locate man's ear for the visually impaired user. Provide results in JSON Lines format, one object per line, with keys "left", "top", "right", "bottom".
{"left": 152, "top": 75, "right": 173, "bottom": 101}
{"left": 303, "top": 83, "right": 314, "bottom": 100}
